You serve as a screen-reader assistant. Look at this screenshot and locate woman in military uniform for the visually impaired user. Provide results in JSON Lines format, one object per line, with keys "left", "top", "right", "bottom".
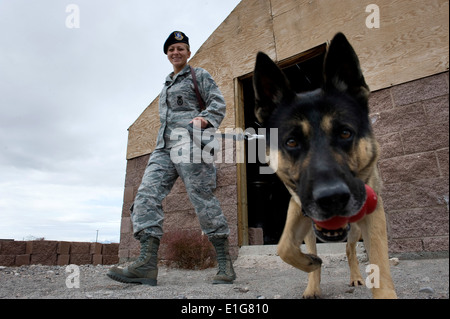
{"left": 107, "top": 31, "right": 235, "bottom": 286}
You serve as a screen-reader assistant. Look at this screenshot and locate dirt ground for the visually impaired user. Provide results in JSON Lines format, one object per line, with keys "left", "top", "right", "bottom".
{"left": 0, "top": 244, "right": 448, "bottom": 300}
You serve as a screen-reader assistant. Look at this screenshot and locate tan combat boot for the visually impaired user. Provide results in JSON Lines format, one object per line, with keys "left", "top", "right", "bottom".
{"left": 210, "top": 237, "right": 236, "bottom": 284}
{"left": 107, "top": 235, "right": 160, "bottom": 286}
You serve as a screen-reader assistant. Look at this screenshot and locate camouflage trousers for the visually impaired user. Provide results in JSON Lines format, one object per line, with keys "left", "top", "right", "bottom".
{"left": 131, "top": 147, "right": 230, "bottom": 241}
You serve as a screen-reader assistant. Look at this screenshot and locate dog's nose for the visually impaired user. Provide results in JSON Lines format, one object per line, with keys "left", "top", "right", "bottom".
{"left": 312, "top": 182, "right": 351, "bottom": 215}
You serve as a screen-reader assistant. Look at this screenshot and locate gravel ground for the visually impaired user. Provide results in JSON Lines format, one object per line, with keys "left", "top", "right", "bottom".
{"left": 0, "top": 245, "right": 448, "bottom": 300}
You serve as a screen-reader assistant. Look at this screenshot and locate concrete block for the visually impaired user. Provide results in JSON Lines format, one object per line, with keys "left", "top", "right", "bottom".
{"left": 57, "top": 255, "right": 70, "bottom": 266}
{"left": 70, "top": 242, "right": 90, "bottom": 254}
{"left": 389, "top": 238, "right": 423, "bottom": 254}
{"left": 390, "top": 207, "right": 449, "bottom": 239}
{"left": 92, "top": 254, "right": 103, "bottom": 265}
{"left": 26, "top": 241, "right": 58, "bottom": 255}
{"left": 0, "top": 241, "right": 26, "bottom": 255}
{"left": 102, "top": 255, "right": 119, "bottom": 265}
{"left": 423, "top": 237, "right": 449, "bottom": 252}
{"left": 379, "top": 152, "right": 440, "bottom": 184}
{"left": 15, "top": 254, "right": 30, "bottom": 266}
{"left": 31, "top": 254, "right": 57, "bottom": 265}
{"left": 0, "top": 255, "right": 15, "bottom": 266}
{"left": 57, "top": 241, "right": 71, "bottom": 255}
{"left": 90, "top": 243, "right": 103, "bottom": 255}
{"left": 69, "top": 254, "right": 92, "bottom": 265}
{"left": 391, "top": 73, "right": 448, "bottom": 106}
{"left": 102, "top": 243, "right": 119, "bottom": 256}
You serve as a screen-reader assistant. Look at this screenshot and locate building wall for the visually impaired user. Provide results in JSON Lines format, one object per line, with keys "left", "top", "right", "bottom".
{"left": 370, "top": 72, "right": 449, "bottom": 253}
{"left": 119, "top": 0, "right": 449, "bottom": 261}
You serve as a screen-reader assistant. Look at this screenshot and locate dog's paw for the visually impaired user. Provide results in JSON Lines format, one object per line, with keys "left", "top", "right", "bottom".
{"left": 302, "top": 283, "right": 322, "bottom": 299}
{"left": 349, "top": 277, "right": 364, "bottom": 287}
{"left": 302, "top": 291, "right": 322, "bottom": 299}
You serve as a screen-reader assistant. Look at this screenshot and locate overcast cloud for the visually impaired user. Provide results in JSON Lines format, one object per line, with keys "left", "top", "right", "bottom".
{"left": 0, "top": 0, "right": 241, "bottom": 242}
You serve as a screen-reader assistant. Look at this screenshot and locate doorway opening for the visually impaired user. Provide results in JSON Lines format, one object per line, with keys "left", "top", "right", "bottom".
{"left": 237, "top": 43, "right": 327, "bottom": 245}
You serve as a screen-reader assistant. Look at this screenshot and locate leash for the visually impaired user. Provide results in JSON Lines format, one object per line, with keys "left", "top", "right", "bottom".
{"left": 219, "top": 131, "right": 265, "bottom": 141}
{"left": 188, "top": 68, "right": 264, "bottom": 142}
{"left": 186, "top": 124, "right": 265, "bottom": 156}
{"left": 187, "top": 123, "right": 265, "bottom": 143}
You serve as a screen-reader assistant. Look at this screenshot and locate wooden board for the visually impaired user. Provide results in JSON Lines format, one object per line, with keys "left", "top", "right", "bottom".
{"left": 126, "top": 97, "right": 160, "bottom": 160}
{"left": 272, "top": 0, "right": 449, "bottom": 90}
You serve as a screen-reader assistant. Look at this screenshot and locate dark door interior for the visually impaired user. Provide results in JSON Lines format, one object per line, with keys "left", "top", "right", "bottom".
{"left": 242, "top": 47, "right": 326, "bottom": 244}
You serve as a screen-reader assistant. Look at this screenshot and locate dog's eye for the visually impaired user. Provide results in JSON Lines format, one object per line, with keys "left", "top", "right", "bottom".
{"left": 340, "top": 129, "right": 353, "bottom": 140}
{"left": 286, "top": 138, "right": 299, "bottom": 149}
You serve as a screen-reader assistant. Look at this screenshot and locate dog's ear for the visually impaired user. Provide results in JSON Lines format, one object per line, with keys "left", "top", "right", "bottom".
{"left": 253, "top": 52, "right": 295, "bottom": 125}
{"left": 324, "top": 33, "right": 370, "bottom": 107}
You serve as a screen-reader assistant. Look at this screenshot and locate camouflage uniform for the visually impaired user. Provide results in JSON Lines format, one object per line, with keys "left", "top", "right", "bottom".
{"left": 131, "top": 65, "right": 230, "bottom": 241}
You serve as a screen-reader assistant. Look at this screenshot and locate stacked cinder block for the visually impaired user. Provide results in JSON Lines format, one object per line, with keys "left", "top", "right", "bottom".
{"left": 0, "top": 240, "right": 119, "bottom": 267}
{"left": 91, "top": 242, "right": 103, "bottom": 265}
{"left": 27, "top": 241, "right": 58, "bottom": 265}
{"left": 370, "top": 72, "right": 449, "bottom": 253}
{"left": 68, "top": 242, "right": 92, "bottom": 265}
{"left": 57, "top": 241, "right": 71, "bottom": 265}
{"left": 0, "top": 240, "right": 27, "bottom": 266}
{"left": 101, "top": 243, "right": 120, "bottom": 265}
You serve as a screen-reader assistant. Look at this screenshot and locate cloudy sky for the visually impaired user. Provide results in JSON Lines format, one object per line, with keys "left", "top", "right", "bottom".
{"left": 0, "top": 0, "right": 241, "bottom": 243}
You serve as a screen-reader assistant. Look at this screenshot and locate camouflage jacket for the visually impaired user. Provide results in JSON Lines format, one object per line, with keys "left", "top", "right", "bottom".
{"left": 156, "top": 64, "right": 226, "bottom": 149}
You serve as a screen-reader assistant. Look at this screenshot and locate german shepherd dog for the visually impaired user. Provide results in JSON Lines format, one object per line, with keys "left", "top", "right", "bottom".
{"left": 253, "top": 33, "right": 397, "bottom": 299}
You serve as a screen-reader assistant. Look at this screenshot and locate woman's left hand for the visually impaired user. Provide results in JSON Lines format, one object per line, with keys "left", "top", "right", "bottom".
{"left": 190, "top": 117, "right": 209, "bottom": 129}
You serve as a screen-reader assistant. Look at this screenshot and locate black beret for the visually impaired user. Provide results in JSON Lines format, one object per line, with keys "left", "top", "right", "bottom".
{"left": 164, "top": 31, "right": 190, "bottom": 54}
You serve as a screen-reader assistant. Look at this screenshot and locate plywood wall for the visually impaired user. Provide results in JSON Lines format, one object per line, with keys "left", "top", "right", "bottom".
{"left": 127, "top": 0, "right": 449, "bottom": 160}
{"left": 272, "top": 0, "right": 449, "bottom": 89}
